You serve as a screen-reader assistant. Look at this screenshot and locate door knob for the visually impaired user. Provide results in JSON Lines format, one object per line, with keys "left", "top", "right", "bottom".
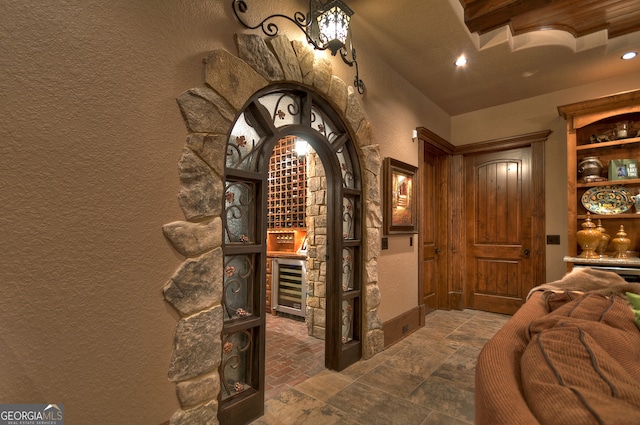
{"left": 435, "top": 247, "right": 440, "bottom": 254}
{"left": 523, "top": 248, "right": 531, "bottom": 258}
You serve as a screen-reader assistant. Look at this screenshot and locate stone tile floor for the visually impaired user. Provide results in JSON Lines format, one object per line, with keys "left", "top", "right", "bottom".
{"left": 251, "top": 308, "right": 510, "bottom": 425}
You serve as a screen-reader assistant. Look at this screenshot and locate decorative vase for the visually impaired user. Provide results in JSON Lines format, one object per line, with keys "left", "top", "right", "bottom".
{"left": 616, "top": 121, "right": 629, "bottom": 139}
{"left": 612, "top": 225, "right": 631, "bottom": 259}
{"left": 577, "top": 156, "right": 603, "bottom": 181}
{"left": 634, "top": 194, "right": 640, "bottom": 214}
{"left": 576, "top": 213, "right": 602, "bottom": 259}
{"left": 595, "top": 219, "right": 610, "bottom": 258}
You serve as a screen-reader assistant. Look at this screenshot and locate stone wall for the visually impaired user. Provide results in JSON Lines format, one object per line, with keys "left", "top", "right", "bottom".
{"left": 162, "top": 33, "right": 383, "bottom": 424}
{"left": 305, "top": 151, "right": 328, "bottom": 339}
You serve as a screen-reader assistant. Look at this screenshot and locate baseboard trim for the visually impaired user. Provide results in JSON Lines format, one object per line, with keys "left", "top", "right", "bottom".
{"left": 382, "top": 306, "right": 423, "bottom": 348}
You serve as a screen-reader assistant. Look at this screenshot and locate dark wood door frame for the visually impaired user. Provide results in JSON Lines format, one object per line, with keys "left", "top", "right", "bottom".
{"left": 417, "top": 129, "right": 454, "bottom": 323}
{"left": 416, "top": 127, "right": 550, "bottom": 313}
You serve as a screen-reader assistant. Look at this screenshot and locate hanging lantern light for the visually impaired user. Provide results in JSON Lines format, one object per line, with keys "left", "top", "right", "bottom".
{"left": 232, "top": 0, "right": 365, "bottom": 94}
{"left": 315, "top": 0, "right": 353, "bottom": 55}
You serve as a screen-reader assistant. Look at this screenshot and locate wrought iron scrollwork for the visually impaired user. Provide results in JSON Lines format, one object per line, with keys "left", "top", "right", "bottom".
{"left": 342, "top": 248, "right": 353, "bottom": 291}
{"left": 233, "top": 0, "right": 315, "bottom": 46}
{"left": 231, "top": 0, "right": 365, "bottom": 94}
{"left": 261, "top": 93, "right": 302, "bottom": 127}
{"left": 337, "top": 145, "right": 355, "bottom": 188}
{"left": 222, "top": 255, "right": 254, "bottom": 320}
{"left": 224, "top": 182, "right": 254, "bottom": 244}
{"left": 221, "top": 330, "right": 253, "bottom": 398}
{"left": 341, "top": 300, "right": 353, "bottom": 343}
{"left": 311, "top": 107, "right": 340, "bottom": 142}
{"left": 226, "top": 111, "right": 266, "bottom": 171}
{"left": 342, "top": 197, "right": 354, "bottom": 239}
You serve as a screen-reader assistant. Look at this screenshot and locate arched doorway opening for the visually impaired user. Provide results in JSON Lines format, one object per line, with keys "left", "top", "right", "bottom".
{"left": 163, "top": 34, "right": 384, "bottom": 425}
{"left": 220, "top": 86, "right": 364, "bottom": 422}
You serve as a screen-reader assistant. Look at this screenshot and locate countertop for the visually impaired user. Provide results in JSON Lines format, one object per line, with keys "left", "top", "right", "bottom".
{"left": 564, "top": 255, "right": 640, "bottom": 267}
{"left": 267, "top": 251, "right": 308, "bottom": 260}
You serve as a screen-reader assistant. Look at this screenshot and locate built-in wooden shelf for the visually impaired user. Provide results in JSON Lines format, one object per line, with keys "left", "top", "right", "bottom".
{"left": 576, "top": 136, "right": 640, "bottom": 151}
{"left": 564, "top": 256, "right": 640, "bottom": 267}
{"left": 559, "top": 91, "right": 640, "bottom": 265}
{"left": 577, "top": 178, "right": 640, "bottom": 188}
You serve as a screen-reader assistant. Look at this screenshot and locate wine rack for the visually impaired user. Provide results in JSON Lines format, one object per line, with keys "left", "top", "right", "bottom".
{"left": 268, "top": 136, "right": 307, "bottom": 229}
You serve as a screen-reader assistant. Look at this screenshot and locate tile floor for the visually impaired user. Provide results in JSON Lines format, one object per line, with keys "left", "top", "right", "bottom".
{"left": 251, "top": 308, "right": 510, "bottom": 425}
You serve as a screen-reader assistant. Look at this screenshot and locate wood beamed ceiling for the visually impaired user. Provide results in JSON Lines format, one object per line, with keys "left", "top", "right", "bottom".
{"left": 460, "top": 0, "right": 640, "bottom": 39}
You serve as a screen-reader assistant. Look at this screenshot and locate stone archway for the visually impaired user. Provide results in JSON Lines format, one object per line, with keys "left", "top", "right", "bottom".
{"left": 161, "top": 33, "right": 383, "bottom": 424}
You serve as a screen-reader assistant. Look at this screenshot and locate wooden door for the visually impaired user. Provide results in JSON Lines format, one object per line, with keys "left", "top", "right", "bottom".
{"left": 464, "top": 147, "right": 535, "bottom": 314}
{"left": 420, "top": 144, "right": 447, "bottom": 312}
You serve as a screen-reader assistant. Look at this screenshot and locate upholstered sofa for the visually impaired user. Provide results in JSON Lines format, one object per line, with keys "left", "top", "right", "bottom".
{"left": 475, "top": 267, "right": 640, "bottom": 425}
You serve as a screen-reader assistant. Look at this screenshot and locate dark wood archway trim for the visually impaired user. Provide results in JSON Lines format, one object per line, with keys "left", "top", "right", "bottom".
{"left": 453, "top": 130, "right": 552, "bottom": 155}
{"left": 417, "top": 127, "right": 455, "bottom": 155}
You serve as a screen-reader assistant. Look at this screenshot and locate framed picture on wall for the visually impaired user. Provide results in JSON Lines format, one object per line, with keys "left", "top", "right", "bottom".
{"left": 383, "top": 157, "right": 418, "bottom": 234}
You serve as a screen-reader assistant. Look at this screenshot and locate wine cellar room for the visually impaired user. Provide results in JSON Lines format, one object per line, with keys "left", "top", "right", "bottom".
{"left": 267, "top": 135, "right": 323, "bottom": 332}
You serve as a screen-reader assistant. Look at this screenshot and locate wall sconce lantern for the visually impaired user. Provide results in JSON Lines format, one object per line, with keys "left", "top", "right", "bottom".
{"left": 232, "top": 0, "right": 365, "bottom": 94}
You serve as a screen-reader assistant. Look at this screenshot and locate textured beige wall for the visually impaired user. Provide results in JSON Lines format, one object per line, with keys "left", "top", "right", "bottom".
{"left": 330, "top": 37, "right": 451, "bottom": 324}
{"left": 0, "top": 1, "right": 445, "bottom": 422}
{"left": 0, "top": 1, "right": 233, "bottom": 423}
{"left": 5, "top": 1, "right": 638, "bottom": 422}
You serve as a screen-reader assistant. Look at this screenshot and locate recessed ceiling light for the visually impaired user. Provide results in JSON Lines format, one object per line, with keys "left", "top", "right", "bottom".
{"left": 621, "top": 51, "right": 638, "bottom": 60}
{"left": 455, "top": 55, "right": 467, "bottom": 66}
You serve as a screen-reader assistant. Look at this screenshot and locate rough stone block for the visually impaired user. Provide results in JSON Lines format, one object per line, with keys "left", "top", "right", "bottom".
{"left": 168, "top": 307, "right": 223, "bottom": 381}
{"left": 312, "top": 326, "right": 326, "bottom": 340}
{"left": 204, "top": 49, "right": 268, "bottom": 111}
{"left": 360, "top": 144, "right": 381, "bottom": 174}
{"left": 307, "top": 296, "right": 320, "bottom": 308}
{"left": 327, "top": 76, "right": 348, "bottom": 113}
{"left": 162, "top": 218, "right": 222, "bottom": 258}
{"left": 163, "top": 248, "right": 223, "bottom": 316}
{"left": 365, "top": 259, "right": 378, "bottom": 287}
{"left": 366, "top": 282, "right": 381, "bottom": 311}
{"left": 186, "top": 133, "right": 227, "bottom": 177}
{"left": 312, "top": 56, "right": 331, "bottom": 94}
{"left": 170, "top": 401, "right": 218, "bottom": 425}
{"left": 306, "top": 269, "right": 319, "bottom": 282}
{"left": 315, "top": 215, "right": 327, "bottom": 227}
{"left": 366, "top": 309, "right": 383, "bottom": 331}
{"left": 345, "top": 86, "right": 366, "bottom": 133}
{"left": 363, "top": 329, "right": 385, "bottom": 359}
{"left": 355, "top": 118, "right": 374, "bottom": 148}
{"left": 176, "top": 87, "right": 234, "bottom": 134}
{"left": 314, "top": 281, "right": 326, "bottom": 298}
{"left": 364, "top": 170, "right": 381, "bottom": 207}
{"left": 177, "top": 148, "right": 223, "bottom": 221}
{"left": 268, "top": 35, "right": 302, "bottom": 82}
{"left": 292, "top": 40, "right": 314, "bottom": 86}
{"left": 366, "top": 198, "right": 383, "bottom": 229}
{"left": 308, "top": 176, "right": 321, "bottom": 191}
{"left": 176, "top": 373, "right": 220, "bottom": 408}
{"left": 235, "top": 33, "right": 284, "bottom": 81}
{"left": 366, "top": 227, "right": 381, "bottom": 261}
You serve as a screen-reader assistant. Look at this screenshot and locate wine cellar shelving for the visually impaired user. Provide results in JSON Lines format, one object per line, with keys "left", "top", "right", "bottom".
{"left": 268, "top": 136, "right": 307, "bottom": 229}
